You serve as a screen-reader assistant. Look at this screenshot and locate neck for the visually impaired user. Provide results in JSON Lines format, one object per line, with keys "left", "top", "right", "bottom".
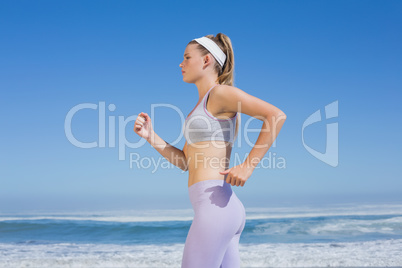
{"left": 195, "top": 78, "right": 219, "bottom": 100}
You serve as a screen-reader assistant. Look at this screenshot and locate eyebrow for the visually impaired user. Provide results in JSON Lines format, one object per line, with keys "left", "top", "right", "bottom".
{"left": 184, "top": 53, "right": 190, "bottom": 57}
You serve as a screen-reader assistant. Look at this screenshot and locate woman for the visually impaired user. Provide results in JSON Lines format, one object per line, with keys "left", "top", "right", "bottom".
{"left": 134, "top": 33, "right": 287, "bottom": 268}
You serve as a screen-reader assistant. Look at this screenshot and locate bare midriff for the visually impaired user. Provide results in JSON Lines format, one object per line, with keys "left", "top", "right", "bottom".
{"left": 185, "top": 140, "right": 233, "bottom": 188}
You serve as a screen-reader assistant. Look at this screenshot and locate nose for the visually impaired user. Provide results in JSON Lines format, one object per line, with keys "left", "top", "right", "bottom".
{"left": 179, "top": 61, "right": 184, "bottom": 68}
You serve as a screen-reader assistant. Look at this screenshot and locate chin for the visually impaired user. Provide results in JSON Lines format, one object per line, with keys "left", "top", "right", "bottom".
{"left": 183, "top": 77, "right": 194, "bottom": 84}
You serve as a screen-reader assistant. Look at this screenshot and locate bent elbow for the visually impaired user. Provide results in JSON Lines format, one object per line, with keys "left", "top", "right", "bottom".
{"left": 276, "top": 109, "right": 287, "bottom": 120}
{"left": 279, "top": 113, "right": 287, "bottom": 120}
{"left": 268, "top": 111, "right": 286, "bottom": 121}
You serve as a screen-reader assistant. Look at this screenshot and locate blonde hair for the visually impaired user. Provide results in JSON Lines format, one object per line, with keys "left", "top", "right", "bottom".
{"left": 188, "top": 33, "right": 240, "bottom": 143}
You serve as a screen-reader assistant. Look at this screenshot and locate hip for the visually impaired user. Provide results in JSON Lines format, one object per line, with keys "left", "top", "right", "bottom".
{"left": 188, "top": 179, "right": 245, "bottom": 216}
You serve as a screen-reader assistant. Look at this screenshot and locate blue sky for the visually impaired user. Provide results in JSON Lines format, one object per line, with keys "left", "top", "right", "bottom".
{"left": 1, "top": 0, "right": 401, "bottom": 212}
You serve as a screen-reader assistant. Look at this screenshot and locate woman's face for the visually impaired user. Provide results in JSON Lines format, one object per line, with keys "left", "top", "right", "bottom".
{"left": 179, "top": 44, "right": 204, "bottom": 83}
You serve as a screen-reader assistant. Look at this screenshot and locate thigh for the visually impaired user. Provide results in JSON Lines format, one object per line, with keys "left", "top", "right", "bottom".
{"left": 181, "top": 208, "right": 234, "bottom": 268}
{"left": 221, "top": 234, "right": 241, "bottom": 268}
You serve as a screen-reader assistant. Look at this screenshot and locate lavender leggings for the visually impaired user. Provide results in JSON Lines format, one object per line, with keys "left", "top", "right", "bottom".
{"left": 181, "top": 179, "right": 246, "bottom": 268}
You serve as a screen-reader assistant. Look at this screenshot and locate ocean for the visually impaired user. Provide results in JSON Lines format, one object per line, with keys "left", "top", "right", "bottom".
{"left": 1, "top": 202, "right": 402, "bottom": 267}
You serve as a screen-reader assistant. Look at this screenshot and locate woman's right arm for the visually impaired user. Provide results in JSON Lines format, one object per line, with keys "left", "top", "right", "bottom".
{"left": 134, "top": 112, "right": 188, "bottom": 172}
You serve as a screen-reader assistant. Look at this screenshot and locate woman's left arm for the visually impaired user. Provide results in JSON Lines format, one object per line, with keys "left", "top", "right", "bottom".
{"left": 216, "top": 85, "right": 287, "bottom": 187}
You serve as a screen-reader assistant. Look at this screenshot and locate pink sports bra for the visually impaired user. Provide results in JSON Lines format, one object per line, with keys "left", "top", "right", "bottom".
{"left": 183, "top": 84, "right": 238, "bottom": 145}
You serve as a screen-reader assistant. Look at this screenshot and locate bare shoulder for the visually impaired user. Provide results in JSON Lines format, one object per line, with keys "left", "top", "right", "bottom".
{"left": 211, "top": 84, "right": 287, "bottom": 119}
{"left": 211, "top": 84, "right": 239, "bottom": 95}
{"left": 209, "top": 84, "right": 242, "bottom": 108}
{"left": 208, "top": 85, "right": 239, "bottom": 116}
{"left": 212, "top": 84, "right": 249, "bottom": 101}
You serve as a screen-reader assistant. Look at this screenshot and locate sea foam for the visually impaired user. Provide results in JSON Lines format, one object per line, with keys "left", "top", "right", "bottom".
{"left": 0, "top": 239, "right": 401, "bottom": 267}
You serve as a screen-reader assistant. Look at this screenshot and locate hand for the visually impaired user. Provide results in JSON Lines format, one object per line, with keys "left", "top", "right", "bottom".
{"left": 134, "top": 112, "right": 153, "bottom": 141}
{"left": 219, "top": 164, "right": 254, "bottom": 187}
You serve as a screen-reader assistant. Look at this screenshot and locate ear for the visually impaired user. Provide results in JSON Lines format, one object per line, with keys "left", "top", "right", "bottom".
{"left": 203, "top": 54, "right": 213, "bottom": 66}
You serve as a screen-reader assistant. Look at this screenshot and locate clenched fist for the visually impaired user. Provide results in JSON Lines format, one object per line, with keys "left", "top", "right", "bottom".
{"left": 134, "top": 112, "right": 153, "bottom": 141}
